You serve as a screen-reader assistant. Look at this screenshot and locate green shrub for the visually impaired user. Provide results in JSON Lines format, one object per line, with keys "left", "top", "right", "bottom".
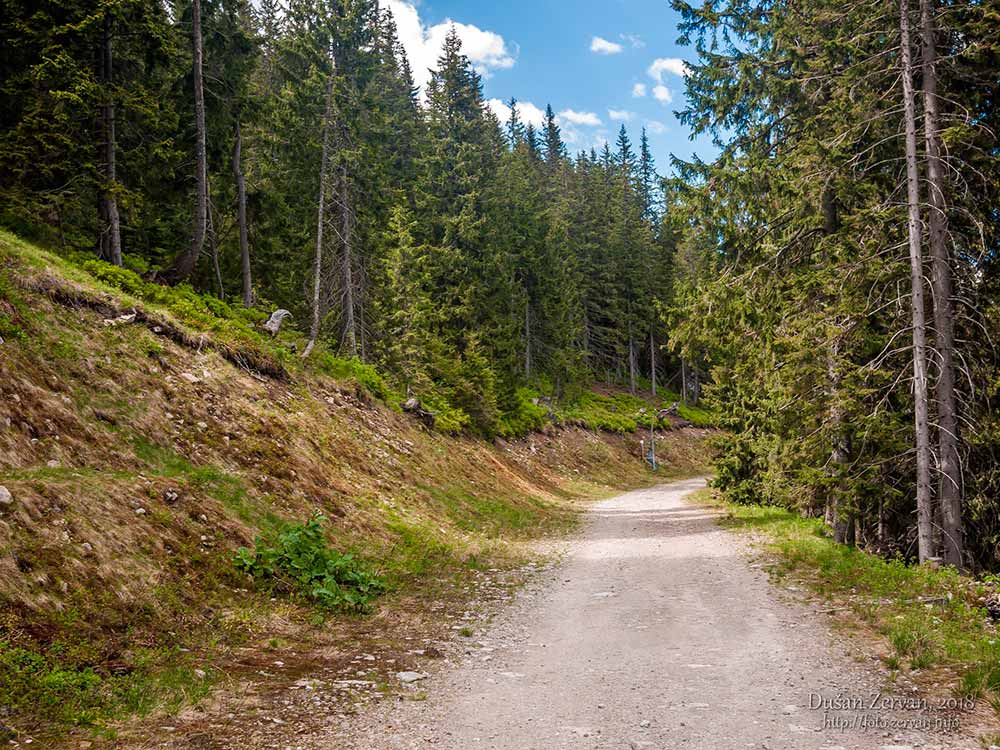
{"left": 81, "top": 258, "right": 148, "bottom": 297}
{"left": 235, "top": 515, "right": 385, "bottom": 612}
{"left": 0, "top": 643, "right": 103, "bottom": 724}
{"left": 560, "top": 391, "right": 646, "bottom": 433}
{"left": 317, "top": 353, "right": 392, "bottom": 401}
{"left": 496, "top": 387, "right": 549, "bottom": 437}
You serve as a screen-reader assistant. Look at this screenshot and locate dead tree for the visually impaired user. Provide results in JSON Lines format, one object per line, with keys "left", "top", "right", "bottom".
{"left": 234, "top": 119, "right": 252, "bottom": 307}
{"left": 900, "top": 0, "right": 935, "bottom": 563}
{"left": 920, "top": 0, "right": 963, "bottom": 566}
{"left": 160, "top": 0, "right": 208, "bottom": 283}
{"left": 303, "top": 67, "right": 336, "bottom": 359}
{"left": 99, "top": 10, "right": 122, "bottom": 266}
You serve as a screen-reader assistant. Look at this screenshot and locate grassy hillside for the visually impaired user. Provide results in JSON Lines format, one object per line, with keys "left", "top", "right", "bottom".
{"left": 0, "top": 231, "right": 712, "bottom": 744}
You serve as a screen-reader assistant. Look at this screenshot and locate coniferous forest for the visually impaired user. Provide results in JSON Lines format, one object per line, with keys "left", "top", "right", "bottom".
{"left": 2, "top": 0, "right": 999, "bottom": 573}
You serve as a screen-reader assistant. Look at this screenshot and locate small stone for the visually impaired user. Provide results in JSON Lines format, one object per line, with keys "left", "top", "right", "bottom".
{"left": 639, "top": 720, "right": 651, "bottom": 728}
{"left": 194, "top": 668, "right": 207, "bottom": 679}
{"left": 135, "top": 508, "right": 146, "bottom": 515}
{"left": 163, "top": 489, "right": 179, "bottom": 504}
{"left": 81, "top": 542, "right": 94, "bottom": 555}
{"left": 0, "top": 486, "right": 12, "bottom": 506}
{"left": 46, "top": 459, "right": 59, "bottom": 468}
{"left": 397, "top": 671, "right": 428, "bottom": 683}
{"left": 180, "top": 372, "right": 201, "bottom": 384}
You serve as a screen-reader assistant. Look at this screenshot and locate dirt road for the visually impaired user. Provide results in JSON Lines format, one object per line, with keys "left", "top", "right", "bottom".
{"left": 338, "top": 478, "right": 976, "bottom": 750}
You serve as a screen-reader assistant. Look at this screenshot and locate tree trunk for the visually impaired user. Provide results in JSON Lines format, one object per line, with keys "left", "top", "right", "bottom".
{"left": 627, "top": 325, "right": 637, "bottom": 395}
{"left": 921, "top": 0, "right": 963, "bottom": 567}
{"left": 207, "top": 181, "right": 223, "bottom": 299}
{"left": 681, "top": 358, "right": 688, "bottom": 404}
{"left": 161, "top": 0, "right": 207, "bottom": 283}
{"left": 649, "top": 328, "right": 657, "bottom": 397}
{"left": 823, "top": 185, "right": 853, "bottom": 543}
{"left": 340, "top": 170, "right": 358, "bottom": 357}
{"left": 303, "top": 71, "right": 335, "bottom": 359}
{"left": 828, "top": 339, "right": 854, "bottom": 544}
{"left": 524, "top": 302, "right": 532, "bottom": 378}
{"left": 99, "top": 11, "right": 122, "bottom": 266}
{"left": 234, "top": 119, "right": 252, "bottom": 307}
{"left": 900, "top": 0, "right": 935, "bottom": 563}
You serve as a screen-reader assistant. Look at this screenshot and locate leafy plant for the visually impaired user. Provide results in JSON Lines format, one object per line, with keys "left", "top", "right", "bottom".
{"left": 235, "top": 515, "right": 385, "bottom": 612}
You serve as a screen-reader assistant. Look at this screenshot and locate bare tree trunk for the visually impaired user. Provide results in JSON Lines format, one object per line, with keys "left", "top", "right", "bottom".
{"left": 822, "top": 185, "right": 853, "bottom": 543}
{"left": 207, "top": 183, "right": 223, "bottom": 299}
{"left": 921, "top": 0, "right": 963, "bottom": 567}
{"left": 100, "top": 11, "right": 122, "bottom": 266}
{"left": 234, "top": 119, "right": 252, "bottom": 307}
{"left": 900, "top": 0, "right": 935, "bottom": 563}
{"left": 627, "top": 321, "right": 637, "bottom": 395}
{"left": 303, "top": 72, "right": 335, "bottom": 359}
{"left": 340, "top": 170, "right": 358, "bottom": 357}
{"left": 524, "top": 302, "right": 532, "bottom": 378}
{"left": 649, "top": 328, "right": 657, "bottom": 397}
{"left": 161, "top": 0, "right": 207, "bottom": 283}
{"left": 828, "top": 338, "right": 854, "bottom": 544}
{"left": 681, "top": 358, "right": 688, "bottom": 404}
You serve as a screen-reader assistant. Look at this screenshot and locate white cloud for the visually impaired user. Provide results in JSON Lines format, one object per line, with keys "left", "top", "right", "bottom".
{"left": 632, "top": 83, "right": 647, "bottom": 98}
{"left": 590, "top": 36, "right": 623, "bottom": 55}
{"left": 608, "top": 109, "right": 634, "bottom": 121}
{"left": 647, "top": 57, "right": 688, "bottom": 83}
{"left": 620, "top": 33, "right": 645, "bottom": 49}
{"left": 486, "top": 98, "right": 546, "bottom": 129}
{"left": 652, "top": 85, "right": 673, "bottom": 104}
{"left": 562, "top": 124, "right": 610, "bottom": 152}
{"left": 644, "top": 119, "right": 667, "bottom": 135}
{"left": 387, "top": 0, "right": 516, "bottom": 96}
{"left": 558, "top": 109, "right": 603, "bottom": 126}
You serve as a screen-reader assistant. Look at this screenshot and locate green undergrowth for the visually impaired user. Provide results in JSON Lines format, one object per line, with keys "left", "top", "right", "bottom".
{"left": 701, "top": 489, "right": 1000, "bottom": 708}
{"left": 235, "top": 516, "right": 386, "bottom": 612}
{"left": 558, "top": 389, "right": 716, "bottom": 432}
{"left": 0, "top": 640, "right": 215, "bottom": 735}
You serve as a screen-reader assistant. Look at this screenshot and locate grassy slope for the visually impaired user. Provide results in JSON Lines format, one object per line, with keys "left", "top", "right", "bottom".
{"left": 0, "top": 230, "right": 712, "bottom": 743}
{"left": 697, "top": 489, "right": 1000, "bottom": 740}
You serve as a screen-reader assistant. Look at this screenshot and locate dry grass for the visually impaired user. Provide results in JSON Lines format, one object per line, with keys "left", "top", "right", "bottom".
{"left": 0, "top": 234, "right": 713, "bottom": 744}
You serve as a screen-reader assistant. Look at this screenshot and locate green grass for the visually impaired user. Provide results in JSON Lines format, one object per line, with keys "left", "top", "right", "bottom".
{"left": 558, "top": 388, "right": 717, "bottom": 432}
{"left": 704, "top": 490, "right": 1000, "bottom": 701}
{"left": 559, "top": 391, "right": 649, "bottom": 432}
{"left": 0, "top": 640, "right": 215, "bottom": 735}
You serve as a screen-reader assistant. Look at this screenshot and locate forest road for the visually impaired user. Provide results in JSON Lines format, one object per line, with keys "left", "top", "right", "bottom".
{"left": 339, "top": 477, "right": 975, "bottom": 749}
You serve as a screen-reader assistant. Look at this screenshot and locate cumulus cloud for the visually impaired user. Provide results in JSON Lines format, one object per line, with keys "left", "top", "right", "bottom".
{"left": 632, "top": 83, "right": 647, "bottom": 98}
{"left": 644, "top": 119, "right": 667, "bottom": 135}
{"left": 387, "top": 0, "right": 516, "bottom": 95}
{"left": 558, "top": 109, "right": 603, "bottom": 126}
{"left": 652, "top": 85, "right": 673, "bottom": 104}
{"left": 647, "top": 57, "right": 688, "bottom": 83}
{"left": 590, "top": 36, "right": 623, "bottom": 55}
{"left": 486, "top": 98, "right": 547, "bottom": 129}
{"left": 608, "top": 109, "right": 634, "bottom": 121}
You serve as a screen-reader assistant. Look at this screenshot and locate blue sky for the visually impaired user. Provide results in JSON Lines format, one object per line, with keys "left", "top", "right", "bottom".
{"left": 386, "top": 0, "right": 718, "bottom": 175}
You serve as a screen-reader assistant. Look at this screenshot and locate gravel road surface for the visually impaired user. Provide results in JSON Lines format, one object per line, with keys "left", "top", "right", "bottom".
{"left": 339, "top": 478, "right": 978, "bottom": 750}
